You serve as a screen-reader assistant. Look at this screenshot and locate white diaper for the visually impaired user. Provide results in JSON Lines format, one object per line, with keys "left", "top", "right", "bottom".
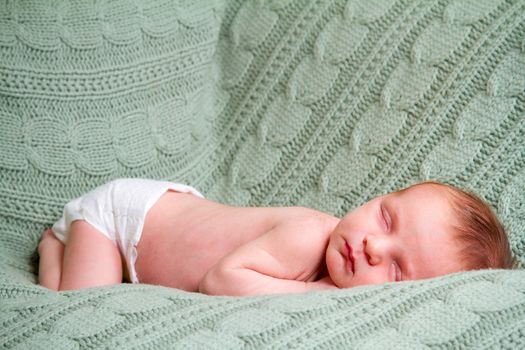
{"left": 51, "top": 178, "right": 204, "bottom": 284}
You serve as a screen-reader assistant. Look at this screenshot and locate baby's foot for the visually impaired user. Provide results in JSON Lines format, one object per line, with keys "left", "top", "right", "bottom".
{"left": 38, "top": 229, "right": 56, "bottom": 253}
{"left": 40, "top": 228, "right": 54, "bottom": 241}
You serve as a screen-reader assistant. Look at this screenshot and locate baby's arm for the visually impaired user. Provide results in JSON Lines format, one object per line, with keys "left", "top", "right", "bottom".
{"left": 199, "top": 216, "right": 338, "bottom": 296}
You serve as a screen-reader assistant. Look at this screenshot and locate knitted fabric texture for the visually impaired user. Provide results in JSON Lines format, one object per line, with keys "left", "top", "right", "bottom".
{"left": 1, "top": 0, "right": 525, "bottom": 348}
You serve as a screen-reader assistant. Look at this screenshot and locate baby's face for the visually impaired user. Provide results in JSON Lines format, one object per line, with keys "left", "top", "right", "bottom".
{"left": 326, "top": 184, "right": 463, "bottom": 288}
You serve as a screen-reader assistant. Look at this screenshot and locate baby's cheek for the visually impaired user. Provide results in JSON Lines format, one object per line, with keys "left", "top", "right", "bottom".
{"left": 324, "top": 250, "right": 345, "bottom": 288}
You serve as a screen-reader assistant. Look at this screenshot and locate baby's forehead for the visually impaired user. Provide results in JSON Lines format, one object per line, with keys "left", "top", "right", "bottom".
{"left": 393, "top": 182, "right": 455, "bottom": 203}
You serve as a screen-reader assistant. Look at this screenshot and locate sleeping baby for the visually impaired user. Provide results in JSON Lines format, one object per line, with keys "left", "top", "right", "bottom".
{"left": 37, "top": 178, "right": 515, "bottom": 295}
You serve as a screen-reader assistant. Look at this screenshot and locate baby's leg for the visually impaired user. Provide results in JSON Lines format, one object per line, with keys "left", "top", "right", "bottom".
{"left": 58, "top": 220, "right": 123, "bottom": 291}
{"left": 38, "top": 229, "right": 65, "bottom": 291}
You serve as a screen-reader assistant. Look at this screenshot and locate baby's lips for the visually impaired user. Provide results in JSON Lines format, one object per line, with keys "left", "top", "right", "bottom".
{"left": 344, "top": 241, "right": 355, "bottom": 274}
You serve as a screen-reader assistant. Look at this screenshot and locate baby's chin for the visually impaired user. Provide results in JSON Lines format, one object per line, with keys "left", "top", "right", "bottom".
{"left": 331, "top": 275, "right": 353, "bottom": 289}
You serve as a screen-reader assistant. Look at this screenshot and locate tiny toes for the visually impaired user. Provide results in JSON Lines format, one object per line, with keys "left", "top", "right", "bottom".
{"left": 41, "top": 229, "right": 54, "bottom": 241}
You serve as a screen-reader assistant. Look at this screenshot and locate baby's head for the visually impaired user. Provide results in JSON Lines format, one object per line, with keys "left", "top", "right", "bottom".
{"left": 325, "top": 181, "right": 515, "bottom": 288}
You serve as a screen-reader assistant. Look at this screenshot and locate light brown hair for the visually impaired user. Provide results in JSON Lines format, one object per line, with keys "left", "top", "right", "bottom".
{"left": 409, "top": 181, "right": 516, "bottom": 270}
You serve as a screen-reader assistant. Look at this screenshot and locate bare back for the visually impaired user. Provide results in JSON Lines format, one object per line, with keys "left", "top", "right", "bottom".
{"left": 135, "top": 191, "right": 337, "bottom": 292}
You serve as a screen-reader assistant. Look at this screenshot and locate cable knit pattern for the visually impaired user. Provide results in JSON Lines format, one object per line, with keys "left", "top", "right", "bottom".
{"left": 0, "top": 0, "right": 524, "bottom": 348}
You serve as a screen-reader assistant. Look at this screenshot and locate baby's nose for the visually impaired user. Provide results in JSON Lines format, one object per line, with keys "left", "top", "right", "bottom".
{"left": 363, "top": 236, "right": 388, "bottom": 265}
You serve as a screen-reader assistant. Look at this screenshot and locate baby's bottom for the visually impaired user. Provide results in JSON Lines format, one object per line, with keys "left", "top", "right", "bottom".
{"left": 38, "top": 220, "right": 124, "bottom": 291}
{"left": 40, "top": 178, "right": 204, "bottom": 291}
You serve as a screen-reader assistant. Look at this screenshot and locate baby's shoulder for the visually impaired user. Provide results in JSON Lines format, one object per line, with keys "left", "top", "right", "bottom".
{"left": 282, "top": 207, "right": 339, "bottom": 235}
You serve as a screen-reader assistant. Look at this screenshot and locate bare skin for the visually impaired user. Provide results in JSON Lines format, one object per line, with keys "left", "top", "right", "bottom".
{"left": 39, "top": 191, "right": 340, "bottom": 295}
{"left": 135, "top": 192, "right": 339, "bottom": 294}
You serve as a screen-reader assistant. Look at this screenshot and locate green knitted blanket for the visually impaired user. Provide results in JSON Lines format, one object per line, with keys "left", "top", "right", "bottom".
{"left": 1, "top": 0, "right": 524, "bottom": 348}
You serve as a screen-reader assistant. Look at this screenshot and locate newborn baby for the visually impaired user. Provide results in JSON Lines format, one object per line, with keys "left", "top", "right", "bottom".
{"left": 38, "top": 178, "right": 514, "bottom": 296}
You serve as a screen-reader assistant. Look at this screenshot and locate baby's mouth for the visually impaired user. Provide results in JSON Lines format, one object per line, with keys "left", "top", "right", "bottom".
{"left": 345, "top": 241, "right": 355, "bottom": 274}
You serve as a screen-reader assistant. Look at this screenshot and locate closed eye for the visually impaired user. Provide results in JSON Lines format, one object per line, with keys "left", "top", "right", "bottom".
{"left": 392, "top": 261, "right": 402, "bottom": 282}
{"left": 381, "top": 203, "right": 391, "bottom": 233}
{"left": 388, "top": 260, "right": 403, "bottom": 282}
